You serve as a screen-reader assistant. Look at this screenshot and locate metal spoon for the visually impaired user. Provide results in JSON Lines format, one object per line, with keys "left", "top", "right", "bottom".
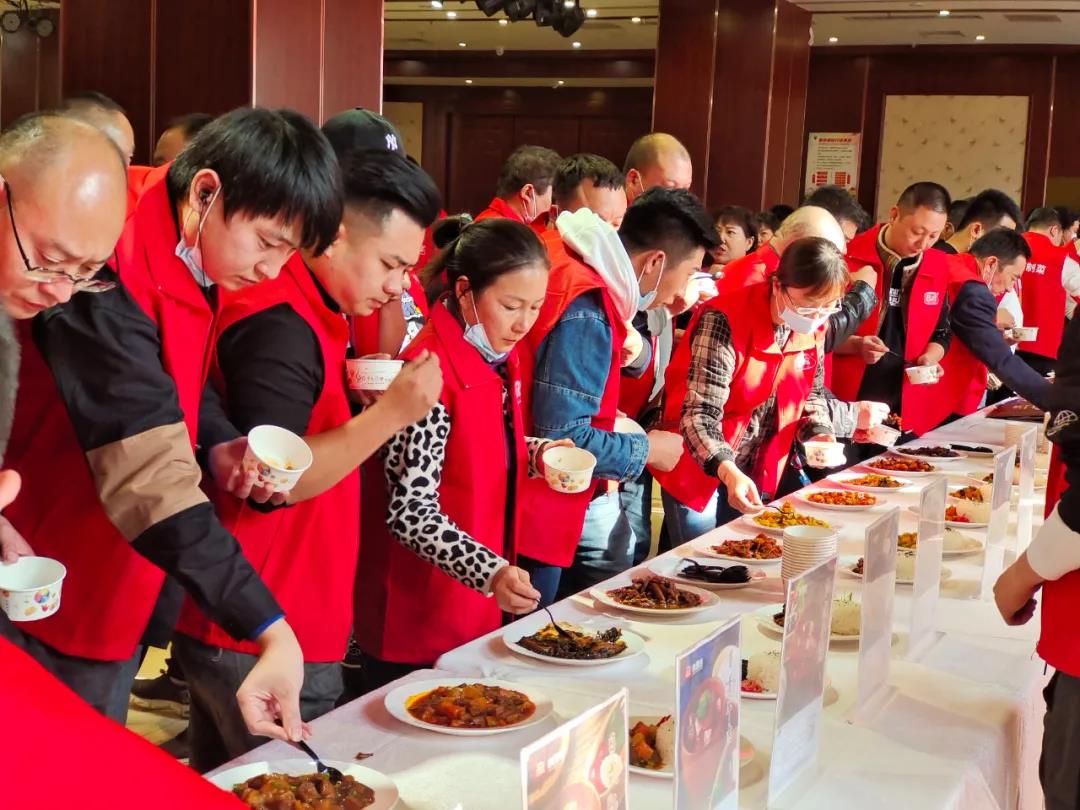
{"left": 293, "top": 738, "right": 344, "bottom": 783}
{"left": 543, "top": 606, "right": 576, "bottom": 640}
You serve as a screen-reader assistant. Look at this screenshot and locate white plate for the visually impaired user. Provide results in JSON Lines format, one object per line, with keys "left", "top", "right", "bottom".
{"left": 628, "top": 717, "right": 754, "bottom": 777}
{"left": 890, "top": 445, "right": 964, "bottom": 463}
{"left": 591, "top": 580, "right": 719, "bottom": 616}
{"left": 796, "top": 489, "right": 881, "bottom": 512}
{"left": 740, "top": 511, "right": 839, "bottom": 536}
{"left": 754, "top": 603, "right": 861, "bottom": 643}
{"left": 905, "top": 505, "right": 988, "bottom": 529}
{"left": 384, "top": 679, "right": 553, "bottom": 736}
{"left": 837, "top": 554, "right": 953, "bottom": 586}
{"left": 690, "top": 537, "right": 782, "bottom": 566}
{"left": 502, "top": 621, "right": 646, "bottom": 667}
{"left": 860, "top": 460, "right": 942, "bottom": 478}
{"left": 207, "top": 760, "right": 399, "bottom": 810}
{"left": 946, "top": 442, "right": 1005, "bottom": 459}
{"left": 828, "top": 472, "right": 915, "bottom": 493}
{"left": 741, "top": 686, "right": 778, "bottom": 700}
{"left": 650, "top": 556, "right": 769, "bottom": 589}
{"left": 899, "top": 531, "right": 985, "bottom": 557}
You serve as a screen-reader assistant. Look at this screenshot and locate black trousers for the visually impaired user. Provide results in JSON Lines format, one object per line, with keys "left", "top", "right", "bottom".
{"left": 1042, "top": 670, "right": 1080, "bottom": 810}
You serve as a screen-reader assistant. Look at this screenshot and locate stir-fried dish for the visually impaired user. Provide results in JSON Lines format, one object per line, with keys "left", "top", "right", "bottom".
{"left": 233, "top": 773, "right": 375, "bottom": 810}
{"left": 517, "top": 624, "right": 627, "bottom": 660}
{"left": 607, "top": 576, "right": 703, "bottom": 609}
{"left": 406, "top": 683, "right": 536, "bottom": 729}
{"left": 752, "top": 502, "right": 829, "bottom": 529}
{"left": 711, "top": 534, "right": 782, "bottom": 559}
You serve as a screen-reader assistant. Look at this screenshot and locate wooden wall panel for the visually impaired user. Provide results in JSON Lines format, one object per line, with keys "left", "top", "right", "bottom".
{"left": 2, "top": 25, "right": 41, "bottom": 128}
{"left": 251, "top": 0, "right": 320, "bottom": 120}
{"left": 60, "top": 0, "right": 153, "bottom": 162}
{"left": 323, "top": 0, "right": 383, "bottom": 118}
{"left": 448, "top": 114, "right": 516, "bottom": 216}
{"left": 513, "top": 116, "right": 580, "bottom": 158}
{"left": 579, "top": 115, "right": 652, "bottom": 167}
{"left": 1047, "top": 53, "right": 1080, "bottom": 206}
{"left": 153, "top": 0, "right": 251, "bottom": 138}
{"left": 773, "top": 1, "right": 812, "bottom": 206}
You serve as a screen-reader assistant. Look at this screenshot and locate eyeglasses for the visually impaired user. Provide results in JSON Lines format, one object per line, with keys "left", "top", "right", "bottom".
{"left": 782, "top": 287, "right": 842, "bottom": 318}
{"left": 5, "top": 182, "right": 116, "bottom": 294}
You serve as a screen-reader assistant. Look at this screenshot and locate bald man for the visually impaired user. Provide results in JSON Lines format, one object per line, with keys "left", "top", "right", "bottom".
{"left": 60, "top": 91, "right": 136, "bottom": 166}
{"left": 623, "top": 133, "right": 693, "bottom": 204}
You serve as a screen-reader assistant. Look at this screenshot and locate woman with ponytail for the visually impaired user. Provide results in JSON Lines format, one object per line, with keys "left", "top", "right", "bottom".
{"left": 351, "top": 217, "right": 566, "bottom": 693}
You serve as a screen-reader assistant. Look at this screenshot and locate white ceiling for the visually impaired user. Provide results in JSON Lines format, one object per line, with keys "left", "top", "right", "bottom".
{"left": 385, "top": 0, "right": 1080, "bottom": 52}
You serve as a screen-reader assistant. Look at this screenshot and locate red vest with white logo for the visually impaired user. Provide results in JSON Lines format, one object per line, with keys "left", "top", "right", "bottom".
{"left": 174, "top": 255, "right": 359, "bottom": 662}
{"left": 354, "top": 302, "right": 529, "bottom": 664}
{"left": 4, "top": 167, "right": 217, "bottom": 661}
{"left": 653, "top": 282, "right": 822, "bottom": 512}
{"left": 516, "top": 230, "right": 628, "bottom": 567}
{"left": 831, "top": 224, "right": 949, "bottom": 437}
{"left": 1019, "top": 231, "right": 1068, "bottom": 359}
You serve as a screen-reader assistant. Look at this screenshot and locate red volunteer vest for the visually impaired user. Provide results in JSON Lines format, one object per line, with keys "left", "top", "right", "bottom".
{"left": 516, "top": 230, "right": 628, "bottom": 567}
{"left": 618, "top": 334, "right": 658, "bottom": 420}
{"left": 928, "top": 254, "right": 990, "bottom": 425}
{"left": 175, "top": 255, "right": 360, "bottom": 662}
{"left": 1040, "top": 445, "right": 1079, "bottom": 675}
{"left": 1019, "top": 231, "right": 1068, "bottom": 360}
{"left": 354, "top": 303, "right": 529, "bottom": 664}
{"left": 652, "top": 282, "right": 821, "bottom": 512}
{"left": 475, "top": 196, "right": 548, "bottom": 236}
{"left": 0, "top": 636, "right": 244, "bottom": 808}
{"left": 5, "top": 168, "right": 218, "bottom": 661}
{"left": 831, "top": 224, "right": 949, "bottom": 437}
{"left": 713, "top": 244, "right": 781, "bottom": 298}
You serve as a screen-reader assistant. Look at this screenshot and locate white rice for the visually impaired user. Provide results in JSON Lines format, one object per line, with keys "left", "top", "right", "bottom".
{"left": 747, "top": 650, "right": 781, "bottom": 692}
{"left": 655, "top": 716, "right": 676, "bottom": 767}
{"left": 831, "top": 594, "right": 861, "bottom": 636}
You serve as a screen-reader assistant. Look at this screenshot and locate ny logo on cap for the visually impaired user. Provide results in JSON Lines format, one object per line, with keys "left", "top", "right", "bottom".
{"left": 386, "top": 133, "right": 399, "bottom": 152}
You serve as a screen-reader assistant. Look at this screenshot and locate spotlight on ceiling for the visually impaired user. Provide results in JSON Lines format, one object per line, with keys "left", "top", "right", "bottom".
{"left": 475, "top": 0, "right": 506, "bottom": 15}
{"left": 504, "top": 0, "right": 537, "bottom": 22}
{"left": 554, "top": 2, "right": 585, "bottom": 37}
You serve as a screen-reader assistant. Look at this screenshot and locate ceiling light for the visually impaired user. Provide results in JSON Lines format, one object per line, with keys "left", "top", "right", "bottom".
{"left": 828, "top": 36, "right": 838, "bottom": 43}
{"left": 631, "top": 16, "right": 641, "bottom": 24}
{"left": 466, "top": 79, "right": 474, "bottom": 84}
{"left": 431, "top": 0, "right": 443, "bottom": 7}
{"left": 571, "top": 40, "right": 582, "bottom": 47}
{"left": 458, "top": 41, "right": 467, "bottom": 47}
{"left": 499, "top": 18, "right": 508, "bottom": 24}
{"left": 938, "top": 9, "right": 950, "bottom": 16}
{"left": 564, "top": 0, "right": 575, "bottom": 7}
{"left": 557, "top": 80, "right": 565, "bottom": 85}
{"left": 586, "top": 8, "right": 597, "bottom": 17}
{"left": 447, "top": 10, "right": 457, "bottom": 18}
{"left": 975, "top": 34, "right": 986, "bottom": 41}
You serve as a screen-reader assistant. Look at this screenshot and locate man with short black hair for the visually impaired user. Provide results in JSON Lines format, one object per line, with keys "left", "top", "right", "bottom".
{"left": 552, "top": 153, "right": 627, "bottom": 225}
{"left": 60, "top": 91, "right": 135, "bottom": 166}
{"left": 153, "top": 113, "right": 214, "bottom": 167}
{"left": 1055, "top": 205, "right": 1080, "bottom": 246}
{"left": 476, "top": 145, "right": 561, "bottom": 230}
{"left": 802, "top": 185, "right": 869, "bottom": 241}
{"left": 934, "top": 196, "right": 971, "bottom": 250}
{"left": 937, "top": 188, "right": 1021, "bottom": 255}
{"left": 1018, "top": 207, "right": 1080, "bottom": 374}
{"left": 5, "top": 107, "right": 342, "bottom": 742}
{"left": 832, "top": 182, "right": 953, "bottom": 439}
{"left": 623, "top": 133, "right": 693, "bottom": 203}
{"left": 518, "top": 188, "right": 718, "bottom": 603}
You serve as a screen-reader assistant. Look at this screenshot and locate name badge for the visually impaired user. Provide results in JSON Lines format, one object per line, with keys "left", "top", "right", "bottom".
{"left": 888, "top": 288, "right": 901, "bottom": 307}
{"left": 924, "top": 291, "right": 940, "bottom": 306}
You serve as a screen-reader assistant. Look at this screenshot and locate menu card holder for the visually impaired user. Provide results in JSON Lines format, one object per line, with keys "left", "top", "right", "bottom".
{"left": 767, "top": 557, "right": 837, "bottom": 808}
{"left": 521, "top": 688, "right": 629, "bottom": 810}
{"left": 854, "top": 507, "right": 900, "bottom": 723}
{"left": 1015, "top": 425, "right": 1039, "bottom": 554}
{"left": 979, "top": 446, "right": 1017, "bottom": 601}
{"left": 906, "top": 477, "right": 945, "bottom": 659}
{"left": 674, "top": 616, "right": 742, "bottom": 810}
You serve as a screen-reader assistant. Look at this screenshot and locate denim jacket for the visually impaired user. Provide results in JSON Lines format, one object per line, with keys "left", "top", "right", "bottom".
{"left": 531, "top": 290, "right": 651, "bottom": 482}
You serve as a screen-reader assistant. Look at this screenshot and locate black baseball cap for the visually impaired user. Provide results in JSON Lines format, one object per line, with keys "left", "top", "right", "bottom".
{"left": 322, "top": 108, "right": 405, "bottom": 158}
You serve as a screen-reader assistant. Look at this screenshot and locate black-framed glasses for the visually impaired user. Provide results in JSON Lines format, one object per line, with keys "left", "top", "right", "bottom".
{"left": 5, "top": 182, "right": 116, "bottom": 294}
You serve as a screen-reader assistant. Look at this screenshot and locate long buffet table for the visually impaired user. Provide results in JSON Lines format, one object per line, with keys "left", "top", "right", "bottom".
{"left": 213, "top": 411, "right": 1050, "bottom": 809}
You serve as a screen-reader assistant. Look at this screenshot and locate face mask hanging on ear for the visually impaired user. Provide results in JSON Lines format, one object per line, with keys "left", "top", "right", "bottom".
{"left": 175, "top": 186, "right": 221, "bottom": 281}
{"left": 637, "top": 256, "right": 665, "bottom": 311}
{"left": 462, "top": 291, "right": 509, "bottom": 364}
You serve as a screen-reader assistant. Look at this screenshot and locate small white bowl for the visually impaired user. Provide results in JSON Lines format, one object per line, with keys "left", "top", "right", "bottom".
{"left": 347, "top": 357, "right": 403, "bottom": 391}
{"left": 867, "top": 424, "right": 901, "bottom": 447}
{"left": 905, "top": 364, "right": 942, "bottom": 385}
{"left": 243, "top": 425, "right": 313, "bottom": 494}
{"left": 1009, "top": 326, "right": 1039, "bottom": 342}
{"left": 804, "top": 440, "right": 846, "bottom": 469}
{"left": 542, "top": 446, "right": 597, "bottom": 494}
{"left": 0, "top": 556, "right": 66, "bottom": 622}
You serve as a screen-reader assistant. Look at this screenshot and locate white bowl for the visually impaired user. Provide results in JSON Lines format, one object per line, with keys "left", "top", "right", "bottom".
{"left": 905, "top": 364, "right": 942, "bottom": 385}
{"left": 867, "top": 424, "right": 901, "bottom": 446}
{"left": 1009, "top": 326, "right": 1039, "bottom": 342}
{"left": 803, "top": 440, "right": 846, "bottom": 468}
{"left": 243, "top": 425, "right": 313, "bottom": 494}
{"left": 614, "top": 417, "right": 646, "bottom": 435}
{"left": 0, "top": 556, "right": 66, "bottom": 622}
{"left": 347, "top": 357, "right": 403, "bottom": 391}
{"left": 543, "top": 446, "right": 597, "bottom": 494}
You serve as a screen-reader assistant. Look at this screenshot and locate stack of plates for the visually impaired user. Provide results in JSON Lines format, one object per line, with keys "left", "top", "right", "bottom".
{"left": 780, "top": 525, "right": 838, "bottom": 583}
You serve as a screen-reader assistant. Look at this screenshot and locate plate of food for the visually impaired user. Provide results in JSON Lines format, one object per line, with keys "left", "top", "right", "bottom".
{"left": 983, "top": 469, "right": 1050, "bottom": 490}
{"left": 949, "top": 483, "right": 991, "bottom": 503}
{"left": 629, "top": 716, "right": 755, "bottom": 778}
{"left": 908, "top": 502, "right": 990, "bottom": 528}
{"left": 862, "top": 456, "right": 940, "bottom": 476}
{"left": 384, "top": 679, "right": 552, "bottom": 736}
{"left": 208, "top": 761, "right": 399, "bottom": 810}
{"left": 798, "top": 488, "right": 879, "bottom": 512}
{"left": 755, "top": 594, "right": 862, "bottom": 643}
{"left": 503, "top": 620, "right": 646, "bottom": 667}
{"left": 694, "top": 533, "right": 783, "bottom": 565}
{"left": 828, "top": 471, "right": 914, "bottom": 493}
{"left": 889, "top": 444, "right": 962, "bottom": 462}
{"left": 741, "top": 651, "right": 780, "bottom": 700}
{"left": 591, "top": 575, "right": 718, "bottom": 616}
{"left": 650, "top": 555, "right": 767, "bottom": 589}
{"left": 839, "top": 550, "right": 953, "bottom": 586}
{"left": 898, "top": 528, "right": 984, "bottom": 557}
{"left": 948, "top": 442, "right": 1005, "bottom": 459}
{"left": 742, "top": 502, "right": 836, "bottom": 535}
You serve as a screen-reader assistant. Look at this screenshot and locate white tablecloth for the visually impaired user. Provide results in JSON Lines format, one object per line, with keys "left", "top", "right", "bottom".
{"left": 214, "top": 412, "right": 1051, "bottom": 809}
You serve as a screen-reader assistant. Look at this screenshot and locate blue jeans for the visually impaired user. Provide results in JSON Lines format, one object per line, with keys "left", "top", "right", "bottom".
{"left": 622, "top": 468, "right": 654, "bottom": 565}
{"left": 558, "top": 491, "right": 636, "bottom": 599}
{"left": 661, "top": 485, "right": 742, "bottom": 547}
{"left": 518, "top": 556, "right": 562, "bottom": 609}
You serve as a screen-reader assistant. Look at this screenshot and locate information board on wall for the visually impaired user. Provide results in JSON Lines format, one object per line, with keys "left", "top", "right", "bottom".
{"left": 804, "top": 132, "right": 861, "bottom": 196}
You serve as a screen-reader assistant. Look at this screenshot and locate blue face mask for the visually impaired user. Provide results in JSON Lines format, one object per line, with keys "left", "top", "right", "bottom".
{"left": 637, "top": 256, "right": 666, "bottom": 311}
{"left": 463, "top": 292, "right": 509, "bottom": 364}
{"left": 174, "top": 187, "right": 221, "bottom": 284}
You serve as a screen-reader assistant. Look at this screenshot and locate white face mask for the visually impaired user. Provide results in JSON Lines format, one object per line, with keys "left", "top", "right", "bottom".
{"left": 462, "top": 291, "right": 508, "bottom": 364}
{"left": 779, "top": 306, "right": 828, "bottom": 335}
{"left": 637, "top": 256, "right": 666, "bottom": 312}
{"left": 175, "top": 187, "right": 221, "bottom": 282}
